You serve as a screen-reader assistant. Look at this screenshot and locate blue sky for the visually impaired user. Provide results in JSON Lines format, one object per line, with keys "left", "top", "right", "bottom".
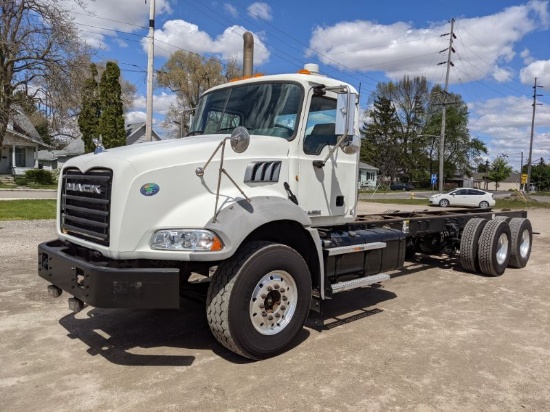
{"left": 66, "top": 0, "right": 550, "bottom": 170}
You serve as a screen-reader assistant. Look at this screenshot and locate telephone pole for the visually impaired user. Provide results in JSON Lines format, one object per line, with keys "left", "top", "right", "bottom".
{"left": 145, "top": 0, "right": 156, "bottom": 142}
{"left": 437, "top": 18, "right": 456, "bottom": 192}
{"left": 527, "top": 77, "right": 543, "bottom": 191}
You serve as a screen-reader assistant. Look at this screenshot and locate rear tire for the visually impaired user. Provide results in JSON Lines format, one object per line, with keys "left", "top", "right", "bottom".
{"left": 460, "top": 218, "right": 487, "bottom": 273}
{"left": 206, "top": 241, "right": 312, "bottom": 360}
{"left": 508, "top": 218, "right": 532, "bottom": 268}
{"left": 477, "top": 220, "right": 511, "bottom": 276}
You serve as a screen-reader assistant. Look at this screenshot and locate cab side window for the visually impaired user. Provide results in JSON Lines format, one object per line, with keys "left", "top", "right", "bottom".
{"left": 303, "top": 96, "right": 337, "bottom": 155}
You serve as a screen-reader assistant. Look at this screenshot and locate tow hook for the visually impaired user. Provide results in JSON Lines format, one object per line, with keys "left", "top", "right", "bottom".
{"left": 68, "top": 297, "right": 84, "bottom": 313}
{"left": 47, "top": 285, "right": 62, "bottom": 298}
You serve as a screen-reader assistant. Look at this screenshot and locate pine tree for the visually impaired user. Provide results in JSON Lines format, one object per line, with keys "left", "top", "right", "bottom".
{"left": 78, "top": 64, "right": 101, "bottom": 153}
{"left": 361, "top": 97, "right": 402, "bottom": 183}
{"left": 99, "top": 62, "right": 125, "bottom": 148}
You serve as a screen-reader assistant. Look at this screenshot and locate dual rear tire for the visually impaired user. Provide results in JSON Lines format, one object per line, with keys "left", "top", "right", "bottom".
{"left": 460, "top": 217, "right": 532, "bottom": 276}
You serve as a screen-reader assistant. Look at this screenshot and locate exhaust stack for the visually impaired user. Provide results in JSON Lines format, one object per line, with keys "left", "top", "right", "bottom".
{"left": 243, "top": 32, "right": 254, "bottom": 77}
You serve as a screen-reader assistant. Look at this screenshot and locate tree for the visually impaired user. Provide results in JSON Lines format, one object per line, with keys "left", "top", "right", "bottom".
{"left": 0, "top": 0, "right": 90, "bottom": 154}
{"left": 78, "top": 64, "right": 101, "bottom": 153}
{"left": 361, "top": 96, "right": 402, "bottom": 182}
{"left": 488, "top": 155, "right": 513, "bottom": 190}
{"left": 157, "top": 51, "right": 241, "bottom": 138}
{"left": 98, "top": 62, "right": 125, "bottom": 149}
{"left": 527, "top": 159, "right": 550, "bottom": 191}
{"left": 371, "top": 76, "right": 430, "bottom": 182}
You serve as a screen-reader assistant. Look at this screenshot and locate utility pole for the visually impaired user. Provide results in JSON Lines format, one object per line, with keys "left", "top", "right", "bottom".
{"left": 145, "top": 0, "right": 156, "bottom": 142}
{"left": 437, "top": 18, "right": 456, "bottom": 192}
{"left": 527, "top": 77, "right": 543, "bottom": 192}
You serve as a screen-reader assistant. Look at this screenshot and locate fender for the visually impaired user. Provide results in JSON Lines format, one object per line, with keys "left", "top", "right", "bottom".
{"left": 205, "top": 196, "right": 313, "bottom": 260}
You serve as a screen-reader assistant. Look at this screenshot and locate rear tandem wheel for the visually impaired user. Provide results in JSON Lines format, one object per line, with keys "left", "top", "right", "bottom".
{"left": 508, "top": 218, "right": 532, "bottom": 268}
{"left": 460, "top": 218, "right": 488, "bottom": 273}
{"left": 477, "top": 219, "right": 511, "bottom": 277}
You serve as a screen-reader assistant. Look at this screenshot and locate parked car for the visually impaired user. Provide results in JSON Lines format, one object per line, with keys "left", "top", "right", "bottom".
{"left": 390, "top": 182, "right": 414, "bottom": 191}
{"left": 429, "top": 188, "right": 495, "bottom": 208}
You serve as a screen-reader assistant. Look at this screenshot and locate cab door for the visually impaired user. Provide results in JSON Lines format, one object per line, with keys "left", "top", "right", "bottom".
{"left": 295, "top": 91, "right": 358, "bottom": 223}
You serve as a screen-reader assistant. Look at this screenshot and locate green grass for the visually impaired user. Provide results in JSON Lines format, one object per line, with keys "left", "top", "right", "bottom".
{"left": 0, "top": 200, "right": 57, "bottom": 220}
{"left": 0, "top": 196, "right": 547, "bottom": 222}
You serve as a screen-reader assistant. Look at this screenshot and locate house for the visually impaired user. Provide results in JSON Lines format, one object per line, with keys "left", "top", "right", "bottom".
{"left": 0, "top": 107, "right": 48, "bottom": 175}
{"left": 38, "top": 138, "right": 85, "bottom": 171}
{"left": 126, "top": 123, "right": 162, "bottom": 145}
{"left": 38, "top": 123, "right": 162, "bottom": 170}
{"left": 471, "top": 172, "right": 522, "bottom": 191}
{"left": 358, "top": 162, "right": 379, "bottom": 188}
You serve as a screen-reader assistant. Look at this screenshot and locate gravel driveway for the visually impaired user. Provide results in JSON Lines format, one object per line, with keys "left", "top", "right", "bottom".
{"left": 1, "top": 205, "right": 549, "bottom": 411}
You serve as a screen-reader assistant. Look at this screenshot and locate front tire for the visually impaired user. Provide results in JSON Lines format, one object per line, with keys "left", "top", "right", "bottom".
{"left": 206, "top": 241, "right": 312, "bottom": 360}
{"left": 439, "top": 199, "right": 450, "bottom": 207}
{"left": 479, "top": 201, "right": 490, "bottom": 208}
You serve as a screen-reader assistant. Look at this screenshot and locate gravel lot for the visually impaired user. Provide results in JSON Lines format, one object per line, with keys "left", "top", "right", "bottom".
{"left": 1, "top": 203, "right": 550, "bottom": 411}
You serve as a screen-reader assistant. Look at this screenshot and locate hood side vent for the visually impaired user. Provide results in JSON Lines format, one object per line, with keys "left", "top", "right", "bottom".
{"left": 244, "top": 161, "right": 282, "bottom": 183}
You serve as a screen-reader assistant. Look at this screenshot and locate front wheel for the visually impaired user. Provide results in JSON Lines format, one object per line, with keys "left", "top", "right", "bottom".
{"left": 479, "top": 201, "right": 490, "bottom": 208}
{"left": 439, "top": 199, "right": 450, "bottom": 207}
{"left": 206, "top": 241, "right": 312, "bottom": 360}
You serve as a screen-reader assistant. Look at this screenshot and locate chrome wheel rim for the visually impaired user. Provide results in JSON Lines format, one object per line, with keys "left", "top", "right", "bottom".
{"left": 496, "top": 233, "right": 509, "bottom": 265}
{"left": 249, "top": 271, "right": 298, "bottom": 335}
{"left": 519, "top": 229, "right": 531, "bottom": 258}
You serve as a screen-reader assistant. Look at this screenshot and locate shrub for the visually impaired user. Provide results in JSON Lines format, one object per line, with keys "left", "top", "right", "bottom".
{"left": 24, "top": 169, "right": 54, "bottom": 185}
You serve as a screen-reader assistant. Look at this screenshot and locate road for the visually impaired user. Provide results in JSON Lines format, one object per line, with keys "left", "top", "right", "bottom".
{"left": 0, "top": 189, "right": 56, "bottom": 200}
{"left": 1, "top": 203, "right": 549, "bottom": 411}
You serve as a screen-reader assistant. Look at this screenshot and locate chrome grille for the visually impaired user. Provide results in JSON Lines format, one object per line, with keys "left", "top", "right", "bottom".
{"left": 61, "top": 168, "right": 112, "bottom": 246}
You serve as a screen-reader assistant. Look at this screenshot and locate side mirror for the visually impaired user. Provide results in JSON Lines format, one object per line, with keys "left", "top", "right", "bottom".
{"left": 335, "top": 92, "right": 356, "bottom": 136}
{"left": 230, "top": 126, "right": 250, "bottom": 153}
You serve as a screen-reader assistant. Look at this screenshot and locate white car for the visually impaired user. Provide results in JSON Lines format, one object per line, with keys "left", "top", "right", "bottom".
{"left": 429, "top": 188, "right": 495, "bottom": 208}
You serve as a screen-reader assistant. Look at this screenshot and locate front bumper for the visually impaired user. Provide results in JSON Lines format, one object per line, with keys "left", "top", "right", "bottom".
{"left": 38, "top": 239, "right": 181, "bottom": 309}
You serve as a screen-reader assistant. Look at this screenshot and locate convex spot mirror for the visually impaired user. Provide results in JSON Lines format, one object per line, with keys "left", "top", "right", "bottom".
{"left": 230, "top": 126, "right": 250, "bottom": 153}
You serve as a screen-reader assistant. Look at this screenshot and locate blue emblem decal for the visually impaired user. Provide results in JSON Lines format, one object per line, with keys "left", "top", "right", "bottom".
{"left": 140, "top": 183, "right": 160, "bottom": 196}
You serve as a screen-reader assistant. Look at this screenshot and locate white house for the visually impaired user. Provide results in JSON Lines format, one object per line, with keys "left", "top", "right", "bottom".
{"left": 0, "top": 107, "right": 48, "bottom": 175}
{"left": 358, "top": 162, "right": 379, "bottom": 188}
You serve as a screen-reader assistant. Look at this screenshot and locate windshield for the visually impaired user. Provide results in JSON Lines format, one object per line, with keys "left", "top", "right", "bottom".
{"left": 189, "top": 82, "right": 303, "bottom": 140}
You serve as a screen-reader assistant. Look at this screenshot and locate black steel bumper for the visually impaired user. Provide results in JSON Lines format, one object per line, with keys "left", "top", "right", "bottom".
{"left": 38, "top": 240, "right": 181, "bottom": 309}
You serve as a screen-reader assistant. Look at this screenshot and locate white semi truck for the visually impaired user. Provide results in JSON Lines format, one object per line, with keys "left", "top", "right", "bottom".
{"left": 38, "top": 64, "right": 533, "bottom": 359}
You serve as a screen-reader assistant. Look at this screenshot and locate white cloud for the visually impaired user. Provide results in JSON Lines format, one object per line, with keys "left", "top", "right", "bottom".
{"left": 307, "top": 0, "right": 549, "bottom": 84}
{"left": 520, "top": 59, "right": 550, "bottom": 87}
{"left": 63, "top": 0, "right": 172, "bottom": 50}
{"left": 520, "top": 48, "right": 535, "bottom": 64}
{"left": 132, "top": 93, "right": 177, "bottom": 115}
{"left": 125, "top": 111, "right": 146, "bottom": 125}
{"left": 247, "top": 2, "right": 272, "bottom": 21}
{"left": 224, "top": 4, "right": 239, "bottom": 18}
{"left": 469, "top": 95, "right": 550, "bottom": 162}
{"left": 147, "top": 21, "right": 270, "bottom": 65}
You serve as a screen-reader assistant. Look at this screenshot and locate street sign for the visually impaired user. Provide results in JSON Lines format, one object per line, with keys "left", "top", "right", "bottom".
{"left": 431, "top": 174, "right": 438, "bottom": 185}
{"left": 521, "top": 174, "right": 528, "bottom": 184}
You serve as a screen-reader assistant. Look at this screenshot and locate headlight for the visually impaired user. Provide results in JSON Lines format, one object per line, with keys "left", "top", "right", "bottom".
{"left": 150, "top": 229, "right": 224, "bottom": 251}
